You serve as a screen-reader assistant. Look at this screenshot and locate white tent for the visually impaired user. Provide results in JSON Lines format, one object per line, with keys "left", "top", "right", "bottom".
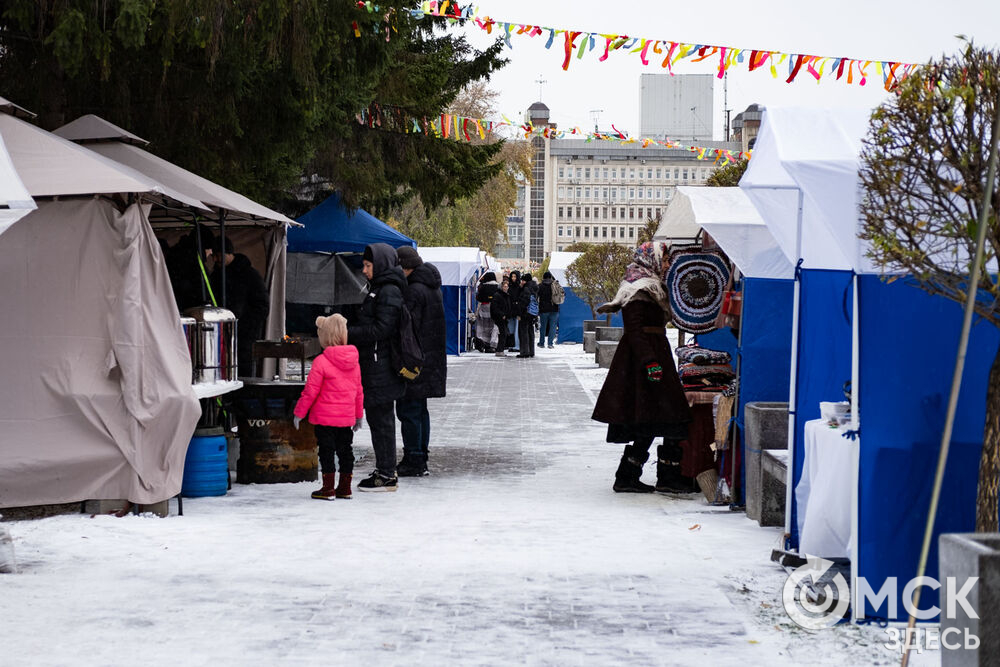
{"left": 546, "top": 251, "right": 580, "bottom": 284}
{"left": 654, "top": 191, "right": 703, "bottom": 244}
{"left": 417, "top": 246, "right": 483, "bottom": 285}
{"left": 675, "top": 187, "right": 794, "bottom": 280}
{"left": 0, "top": 130, "right": 34, "bottom": 236}
{"left": 0, "top": 107, "right": 207, "bottom": 508}
{"left": 414, "top": 246, "right": 486, "bottom": 355}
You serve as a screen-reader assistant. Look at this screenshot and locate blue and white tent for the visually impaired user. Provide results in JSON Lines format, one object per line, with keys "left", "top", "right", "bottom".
{"left": 288, "top": 193, "right": 414, "bottom": 254}
{"left": 547, "top": 251, "right": 622, "bottom": 342}
{"left": 415, "top": 246, "right": 488, "bottom": 355}
{"left": 742, "top": 106, "right": 999, "bottom": 622}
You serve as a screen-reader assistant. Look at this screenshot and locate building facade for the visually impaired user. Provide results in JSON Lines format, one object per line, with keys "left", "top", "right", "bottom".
{"left": 495, "top": 102, "right": 743, "bottom": 262}
{"left": 639, "top": 73, "right": 715, "bottom": 142}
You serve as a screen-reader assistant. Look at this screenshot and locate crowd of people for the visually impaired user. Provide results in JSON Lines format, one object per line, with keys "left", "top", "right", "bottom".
{"left": 473, "top": 269, "right": 565, "bottom": 358}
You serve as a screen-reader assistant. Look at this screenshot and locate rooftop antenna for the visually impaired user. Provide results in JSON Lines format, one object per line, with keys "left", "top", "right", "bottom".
{"left": 535, "top": 75, "right": 547, "bottom": 102}
{"left": 590, "top": 109, "right": 604, "bottom": 133}
{"left": 690, "top": 106, "right": 697, "bottom": 141}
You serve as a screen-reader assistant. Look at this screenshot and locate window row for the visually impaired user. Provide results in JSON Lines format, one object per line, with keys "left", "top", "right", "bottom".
{"left": 557, "top": 206, "right": 662, "bottom": 221}
{"left": 557, "top": 165, "right": 709, "bottom": 182}
{"left": 556, "top": 225, "right": 637, "bottom": 240}
{"left": 558, "top": 186, "right": 677, "bottom": 202}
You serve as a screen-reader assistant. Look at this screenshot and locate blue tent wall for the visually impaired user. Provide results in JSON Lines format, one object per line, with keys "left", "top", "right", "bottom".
{"left": 557, "top": 288, "right": 622, "bottom": 343}
{"left": 440, "top": 285, "right": 469, "bottom": 356}
{"left": 789, "top": 269, "right": 854, "bottom": 548}
{"left": 695, "top": 328, "right": 739, "bottom": 361}
{"left": 734, "top": 277, "right": 795, "bottom": 504}
{"left": 855, "top": 276, "right": 998, "bottom": 621}
{"left": 289, "top": 193, "right": 415, "bottom": 253}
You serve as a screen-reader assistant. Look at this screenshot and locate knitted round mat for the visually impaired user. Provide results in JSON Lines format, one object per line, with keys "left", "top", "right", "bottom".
{"left": 665, "top": 248, "right": 730, "bottom": 333}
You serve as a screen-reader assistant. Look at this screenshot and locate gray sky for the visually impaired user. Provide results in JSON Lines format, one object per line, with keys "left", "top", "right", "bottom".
{"left": 456, "top": 0, "right": 1000, "bottom": 140}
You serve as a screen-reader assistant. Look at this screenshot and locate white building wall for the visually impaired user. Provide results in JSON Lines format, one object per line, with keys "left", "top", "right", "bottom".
{"left": 639, "top": 74, "right": 715, "bottom": 142}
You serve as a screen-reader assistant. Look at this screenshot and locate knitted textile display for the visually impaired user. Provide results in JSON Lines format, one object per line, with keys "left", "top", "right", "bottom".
{"left": 675, "top": 344, "right": 732, "bottom": 366}
{"left": 665, "top": 247, "right": 730, "bottom": 334}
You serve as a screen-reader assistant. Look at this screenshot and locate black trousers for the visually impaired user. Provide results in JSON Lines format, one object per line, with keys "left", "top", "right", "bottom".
{"left": 495, "top": 320, "right": 508, "bottom": 352}
{"left": 314, "top": 425, "right": 354, "bottom": 475}
{"left": 365, "top": 401, "right": 397, "bottom": 477}
{"left": 518, "top": 316, "right": 536, "bottom": 356}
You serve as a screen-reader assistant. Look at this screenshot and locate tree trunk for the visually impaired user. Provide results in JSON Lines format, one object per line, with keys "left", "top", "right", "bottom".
{"left": 975, "top": 343, "right": 1000, "bottom": 532}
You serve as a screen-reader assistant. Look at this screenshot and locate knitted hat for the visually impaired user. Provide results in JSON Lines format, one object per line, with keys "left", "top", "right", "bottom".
{"left": 522, "top": 273, "right": 532, "bottom": 282}
{"left": 396, "top": 246, "right": 423, "bottom": 270}
{"left": 543, "top": 271, "right": 553, "bottom": 280}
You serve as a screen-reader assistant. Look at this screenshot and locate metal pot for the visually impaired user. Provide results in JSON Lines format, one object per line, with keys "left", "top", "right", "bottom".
{"left": 180, "top": 316, "right": 198, "bottom": 384}
{"left": 183, "top": 305, "right": 238, "bottom": 383}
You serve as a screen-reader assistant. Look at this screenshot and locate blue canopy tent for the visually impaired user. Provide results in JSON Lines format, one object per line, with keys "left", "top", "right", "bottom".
{"left": 288, "top": 193, "right": 414, "bottom": 254}
{"left": 547, "top": 251, "right": 622, "bottom": 342}
{"left": 743, "top": 107, "right": 999, "bottom": 622}
{"left": 414, "top": 247, "right": 486, "bottom": 355}
{"left": 674, "top": 187, "right": 796, "bottom": 506}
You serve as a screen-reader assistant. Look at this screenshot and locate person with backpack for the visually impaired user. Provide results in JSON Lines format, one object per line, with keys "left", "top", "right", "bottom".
{"left": 537, "top": 271, "right": 563, "bottom": 349}
{"left": 347, "top": 243, "right": 407, "bottom": 492}
{"left": 394, "top": 247, "right": 447, "bottom": 477}
{"left": 516, "top": 273, "right": 539, "bottom": 358}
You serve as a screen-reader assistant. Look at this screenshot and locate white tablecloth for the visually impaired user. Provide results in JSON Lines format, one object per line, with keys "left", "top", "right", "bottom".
{"left": 795, "top": 419, "right": 858, "bottom": 558}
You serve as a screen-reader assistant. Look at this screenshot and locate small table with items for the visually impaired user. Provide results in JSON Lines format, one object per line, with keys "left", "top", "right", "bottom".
{"left": 795, "top": 418, "right": 858, "bottom": 558}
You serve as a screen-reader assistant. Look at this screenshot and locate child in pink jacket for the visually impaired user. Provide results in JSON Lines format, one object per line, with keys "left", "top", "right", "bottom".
{"left": 293, "top": 314, "right": 364, "bottom": 500}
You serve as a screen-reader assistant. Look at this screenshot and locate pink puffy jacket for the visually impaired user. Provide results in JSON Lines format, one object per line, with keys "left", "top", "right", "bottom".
{"left": 294, "top": 345, "right": 364, "bottom": 427}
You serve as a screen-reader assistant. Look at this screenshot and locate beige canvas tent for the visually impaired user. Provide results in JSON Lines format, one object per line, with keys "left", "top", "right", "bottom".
{"left": 0, "top": 108, "right": 208, "bottom": 507}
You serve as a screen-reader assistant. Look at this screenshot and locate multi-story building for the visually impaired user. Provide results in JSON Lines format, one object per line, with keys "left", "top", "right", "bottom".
{"left": 639, "top": 73, "right": 715, "bottom": 142}
{"left": 495, "top": 102, "right": 744, "bottom": 262}
{"left": 730, "top": 103, "right": 764, "bottom": 153}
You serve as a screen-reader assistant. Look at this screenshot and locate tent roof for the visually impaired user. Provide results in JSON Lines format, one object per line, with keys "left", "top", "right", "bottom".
{"left": 53, "top": 116, "right": 293, "bottom": 226}
{"left": 547, "top": 251, "right": 581, "bottom": 284}
{"left": 0, "top": 96, "right": 35, "bottom": 119}
{"left": 0, "top": 114, "right": 205, "bottom": 209}
{"left": 0, "top": 129, "right": 36, "bottom": 236}
{"left": 676, "top": 187, "right": 794, "bottom": 280}
{"left": 288, "top": 193, "right": 415, "bottom": 254}
{"left": 654, "top": 192, "right": 702, "bottom": 243}
{"left": 740, "top": 106, "right": 871, "bottom": 271}
{"left": 54, "top": 114, "right": 148, "bottom": 146}
{"left": 416, "top": 246, "right": 483, "bottom": 285}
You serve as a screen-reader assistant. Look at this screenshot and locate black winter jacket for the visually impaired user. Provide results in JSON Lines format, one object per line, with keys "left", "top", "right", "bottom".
{"left": 475, "top": 281, "right": 499, "bottom": 304}
{"left": 347, "top": 243, "right": 406, "bottom": 407}
{"left": 538, "top": 278, "right": 560, "bottom": 313}
{"left": 403, "top": 262, "right": 447, "bottom": 400}
{"left": 517, "top": 279, "right": 539, "bottom": 318}
{"left": 490, "top": 289, "right": 513, "bottom": 324}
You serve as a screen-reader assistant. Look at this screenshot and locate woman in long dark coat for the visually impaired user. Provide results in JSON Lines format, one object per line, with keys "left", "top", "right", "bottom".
{"left": 591, "top": 242, "right": 692, "bottom": 493}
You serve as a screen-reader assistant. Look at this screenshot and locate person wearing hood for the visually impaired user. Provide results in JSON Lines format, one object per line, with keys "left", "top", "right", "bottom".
{"left": 537, "top": 271, "right": 560, "bottom": 349}
{"left": 209, "top": 237, "right": 270, "bottom": 376}
{"left": 506, "top": 270, "right": 522, "bottom": 352}
{"left": 473, "top": 272, "right": 500, "bottom": 353}
{"left": 516, "top": 273, "right": 539, "bottom": 358}
{"left": 591, "top": 242, "right": 692, "bottom": 494}
{"left": 394, "top": 246, "right": 447, "bottom": 477}
{"left": 489, "top": 278, "right": 514, "bottom": 357}
{"left": 347, "top": 243, "right": 408, "bottom": 491}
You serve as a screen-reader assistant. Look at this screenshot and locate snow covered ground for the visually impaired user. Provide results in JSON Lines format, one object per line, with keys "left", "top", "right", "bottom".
{"left": 1, "top": 344, "right": 937, "bottom": 666}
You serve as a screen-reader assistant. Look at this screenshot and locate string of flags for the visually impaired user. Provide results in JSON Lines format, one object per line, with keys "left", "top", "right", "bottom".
{"left": 353, "top": 1, "right": 922, "bottom": 91}
{"left": 357, "top": 104, "right": 751, "bottom": 165}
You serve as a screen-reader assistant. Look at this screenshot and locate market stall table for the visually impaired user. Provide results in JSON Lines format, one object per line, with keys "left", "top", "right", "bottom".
{"left": 796, "top": 418, "right": 858, "bottom": 558}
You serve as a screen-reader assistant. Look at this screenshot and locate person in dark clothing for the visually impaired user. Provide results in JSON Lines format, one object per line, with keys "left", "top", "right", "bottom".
{"left": 394, "top": 246, "right": 447, "bottom": 477}
{"left": 516, "top": 273, "right": 538, "bottom": 358}
{"left": 537, "top": 271, "right": 560, "bottom": 349}
{"left": 473, "top": 271, "right": 499, "bottom": 352}
{"left": 591, "top": 242, "right": 692, "bottom": 494}
{"left": 490, "top": 279, "right": 513, "bottom": 357}
{"left": 165, "top": 224, "right": 216, "bottom": 312}
{"left": 506, "top": 270, "right": 521, "bottom": 351}
{"left": 209, "top": 237, "right": 269, "bottom": 377}
{"left": 347, "top": 243, "right": 408, "bottom": 491}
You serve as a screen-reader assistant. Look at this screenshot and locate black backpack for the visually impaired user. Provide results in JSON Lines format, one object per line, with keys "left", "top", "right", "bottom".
{"left": 390, "top": 303, "right": 424, "bottom": 381}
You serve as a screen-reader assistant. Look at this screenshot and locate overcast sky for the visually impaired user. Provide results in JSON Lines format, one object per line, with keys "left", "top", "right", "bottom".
{"left": 455, "top": 0, "right": 1000, "bottom": 141}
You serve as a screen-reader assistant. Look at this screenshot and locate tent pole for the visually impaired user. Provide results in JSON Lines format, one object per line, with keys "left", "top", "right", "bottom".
{"left": 192, "top": 209, "right": 208, "bottom": 304}
{"left": 900, "top": 99, "right": 1000, "bottom": 667}
{"left": 220, "top": 210, "right": 228, "bottom": 309}
{"left": 731, "top": 274, "right": 746, "bottom": 508}
{"left": 783, "top": 190, "right": 805, "bottom": 541}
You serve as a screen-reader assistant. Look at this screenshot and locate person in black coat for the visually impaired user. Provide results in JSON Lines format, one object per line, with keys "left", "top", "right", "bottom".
{"left": 473, "top": 271, "right": 499, "bottom": 352}
{"left": 209, "top": 237, "right": 269, "bottom": 376}
{"left": 165, "top": 223, "right": 216, "bottom": 312}
{"left": 537, "top": 271, "right": 560, "bottom": 349}
{"left": 516, "top": 273, "right": 539, "bottom": 358}
{"left": 490, "top": 278, "right": 513, "bottom": 356}
{"left": 506, "top": 270, "right": 521, "bottom": 352}
{"left": 347, "top": 243, "right": 407, "bottom": 491}
{"left": 394, "top": 246, "right": 447, "bottom": 477}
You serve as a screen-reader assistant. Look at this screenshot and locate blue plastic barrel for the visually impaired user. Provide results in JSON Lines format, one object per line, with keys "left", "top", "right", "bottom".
{"left": 181, "top": 427, "right": 229, "bottom": 497}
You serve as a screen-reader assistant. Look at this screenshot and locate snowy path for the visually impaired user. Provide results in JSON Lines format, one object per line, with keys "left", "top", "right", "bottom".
{"left": 1, "top": 345, "right": 932, "bottom": 666}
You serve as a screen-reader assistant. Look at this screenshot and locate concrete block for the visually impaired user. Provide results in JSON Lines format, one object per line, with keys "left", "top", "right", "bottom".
{"left": 596, "top": 341, "right": 618, "bottom": 368}
{"left": 940, "top": 533, "right": 1000, "bottom": 666}
{"left": 583, "top": 319, "right": 604, "bottom": 334}
{"left": 744, "top": 402, "right": 789, "bottom": 522}
{"left": 760, "top": 450, "right": 787, "bottom": 527}
{"left": 83, "top": 499, "right": 172, "bottom": 518}
{"left": 595, "top": 326, "right": 624, "bottom": 342}
{"left": 583, "top": 331, "right": 597, "bottom": 354}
